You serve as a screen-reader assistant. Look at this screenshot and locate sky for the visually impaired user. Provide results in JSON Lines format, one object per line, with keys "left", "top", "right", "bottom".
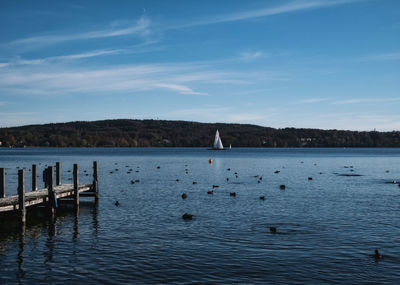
{"left": 0, "top": 0, "right": 399, "bottom": 131}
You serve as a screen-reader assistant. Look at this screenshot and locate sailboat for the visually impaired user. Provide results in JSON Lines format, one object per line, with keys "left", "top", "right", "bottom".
{"left": 211, "top": 130, "right": 224, "bottom": 150}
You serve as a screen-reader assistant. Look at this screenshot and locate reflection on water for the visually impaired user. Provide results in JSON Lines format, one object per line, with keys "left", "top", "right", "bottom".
{"left": 17, "top": 224, "right": 25, "bottom": 280}
{"left": 0, "top": 201, "right": 99, "bottom": 284}
{"left": 1, "top": 148, "right": 400, "bottom": 283}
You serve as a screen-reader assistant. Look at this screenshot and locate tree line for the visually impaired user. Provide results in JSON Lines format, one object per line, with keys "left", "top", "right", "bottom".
{"left": 0, "top": 119, "right": 399, "bottom": 148}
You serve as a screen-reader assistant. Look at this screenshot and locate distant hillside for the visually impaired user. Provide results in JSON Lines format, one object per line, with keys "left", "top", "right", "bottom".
{"left": 0, "top": 119, "right": 400, "bottom": 147}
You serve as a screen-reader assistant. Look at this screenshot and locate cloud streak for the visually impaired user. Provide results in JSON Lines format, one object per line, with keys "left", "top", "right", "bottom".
{"left": 240, "top": 51, "right": 263, "bottom": 61}
{"left": 170, "top": 0, "right": 361, "bottom": 29}
{"left": 359, "top": 51, "right": 400, "bottom": 62}
{"left": 5, "top": 16, "right": 150, "bottom": 50}
{"left": 299, "top": 98, "right": 329, "bottom": 104}
{"left": 332, "top": 97, "right": 400, "bottom": 105}
{"left": 0, "top": 61, "right": 268, "bottom": 97}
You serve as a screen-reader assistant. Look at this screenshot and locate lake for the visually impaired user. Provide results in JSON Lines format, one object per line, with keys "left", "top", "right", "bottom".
{"left": 1, "top": 148, "right": 400, "bottom": 284}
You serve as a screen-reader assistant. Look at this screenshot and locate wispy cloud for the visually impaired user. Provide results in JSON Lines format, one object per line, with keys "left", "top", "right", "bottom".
{"left": 1, "top": 40, "right": 162, "bottom": 67}
{"left": 359, "top": 51, "right": 400, "bottom": 62}
{"left": 5, "top": 16, "right": 150, "bottom": 50}
{"left": 6, "top": 49, "right": 129, "bottom": 66}
{"left": 332, "top": 97, "right": 400, "bottom": 105}
{"left": 0, "top": 112, "right": 39, "bottom": 127}
{"left": 0, "top": 61, "right": 264, "bottom": 96}
{"left": 240, "top": 51, "right": 263, "bottom": 61}
{"left": 299, "top": 98, "right": 329, "bottom": 104}
{"left": 170, "top": 0, "right": 361, "bottom": 29}
{"left": 154, "top": 83, "right": 208, "bottom": 95}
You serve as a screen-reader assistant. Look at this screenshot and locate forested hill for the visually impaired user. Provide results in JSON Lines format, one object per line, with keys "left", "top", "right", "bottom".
{"left": 0, "top": 119, "right": 400, "bottom": 148}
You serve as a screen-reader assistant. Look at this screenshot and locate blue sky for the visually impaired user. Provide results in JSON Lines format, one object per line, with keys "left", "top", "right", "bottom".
{"left": 0, "top": 0, "right": 399, "bottom": 130}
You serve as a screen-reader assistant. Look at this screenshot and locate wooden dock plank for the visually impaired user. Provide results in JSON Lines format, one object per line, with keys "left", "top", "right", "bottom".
{"left": 0, "top": 184, "right": 92, "bottom": 213}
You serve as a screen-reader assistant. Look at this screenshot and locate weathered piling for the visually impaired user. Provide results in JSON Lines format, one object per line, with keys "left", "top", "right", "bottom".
{"left": 47, "top": 166, "right": 57, "bottom": 214}
{"left": 18, "top": 170, "right": 26, "bottom": 224}
{"left": 0, "top": 168, "right": 5, "bottom": 198}
{"left": 73, "top": 164, "right": 79, "bottom": 207}
{"left": 93, "top": 161, "right": 98, "bottom": 200}
{"left": 0, "top": 161, "right": 97, "bottom": 218}
{"left": 56, "top": 162, "right": 61, "bottom": 186}
{"left": 32, "top": 164, "right": 37, "bottom": 191}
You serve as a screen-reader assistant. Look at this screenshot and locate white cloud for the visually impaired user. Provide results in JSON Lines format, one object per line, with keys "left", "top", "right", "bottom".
{"left": 299, "top": 98, "right": 329, "bottom": 103}
{"left": 170, "top": 0, "right": 362, "bottom": 29}
{"left": 240, "top": 51, "right": 263, "bottom": 61}
{"left": 332, "top": 97, "right": 400, "bottom": 105}
{"left": 0, "top": 62, "right": 257, "bottom": 96}
{"left": 0, "top": 112, "right": 39, "bottom": 127}
{"left": 5, "top": 16, "right": 150, "bottom": 50}
{"left": 154, "top": 83, "right": 208, "bottom": 95}
{"left": 359, "top": 52, "right": 400, "bottom": 62}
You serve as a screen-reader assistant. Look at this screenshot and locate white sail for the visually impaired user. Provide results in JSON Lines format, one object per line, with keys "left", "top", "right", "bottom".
{"left": 213, "top": 130, "right": 224, "bottom": 149}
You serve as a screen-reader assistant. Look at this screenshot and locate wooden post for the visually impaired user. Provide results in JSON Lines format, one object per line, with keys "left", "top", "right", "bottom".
{"left": 73, "top": 164, "right": 79, "bottom": 208}
{"left": 56, "top": 162, "right": 61, "bottom": 186}
{"left": 48, "top": 166, "right": 56, "bottom": 214}
{"left": 18, "top": 170, "right": 26, "bottom": 224}
{"left": 93, "top": 161, "right": 98, "bottom": 200}
{"left": 32, "top": 164, "right": 37, "bottom": 191}
{"left": 0, "top": 168, "right": 5, "bottom": 198}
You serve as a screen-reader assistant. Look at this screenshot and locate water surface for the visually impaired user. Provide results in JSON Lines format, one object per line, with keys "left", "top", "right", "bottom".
{"left": 1, "top": 148, "right": 400, "bottom": 284}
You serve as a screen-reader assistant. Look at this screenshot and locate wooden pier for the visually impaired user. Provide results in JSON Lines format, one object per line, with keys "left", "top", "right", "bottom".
{"left": 0, "top": 161, "right": 98, "bottom": 224}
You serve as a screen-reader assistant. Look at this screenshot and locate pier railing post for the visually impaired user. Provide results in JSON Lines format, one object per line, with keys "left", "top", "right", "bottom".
{"left": 93, "top": 161, "right": 98, "bottom": 200}
{"left": 56, "top": 162, "right": 61, "bottom": 186}
{"left": 32, "top": 164, "right": 37, "bottom": 191}
{"left": 73, "top": 164, "right": 79, "bottom": 208}
{"left": 18, "top": 170, "right": 26, "bottom": 224}
{"left": 47, "top": 166, "right": 57, "bottom": 214}
{"left": 0, "top": 168, "right": 5, "bottom": 198}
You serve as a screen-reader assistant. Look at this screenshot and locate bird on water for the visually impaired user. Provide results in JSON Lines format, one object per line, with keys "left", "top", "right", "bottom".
{"left": 182, "top": 213, "right": 193, "bottom": 220}
{"left": 374, "top": 249, "right": 383, "bottom": 260}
